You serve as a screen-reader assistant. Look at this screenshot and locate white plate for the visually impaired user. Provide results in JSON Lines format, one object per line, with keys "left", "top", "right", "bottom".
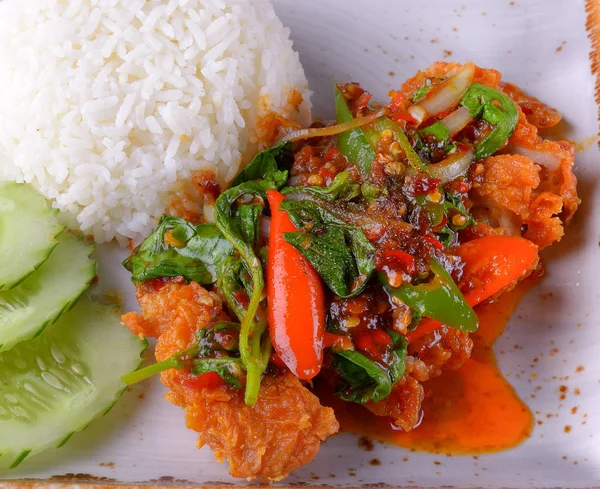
{"left": 4, "top": 0, "right": 600, "bottom": 487}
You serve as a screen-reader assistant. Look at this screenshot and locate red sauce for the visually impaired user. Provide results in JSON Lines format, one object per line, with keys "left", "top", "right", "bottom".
{"left": 318, "top": 276, "right": 538, "bottom": 454}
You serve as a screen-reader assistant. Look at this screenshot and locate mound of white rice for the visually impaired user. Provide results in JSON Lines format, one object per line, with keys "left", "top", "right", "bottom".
{"left": 0, "top": 0, "right": 310, "bottom": 244}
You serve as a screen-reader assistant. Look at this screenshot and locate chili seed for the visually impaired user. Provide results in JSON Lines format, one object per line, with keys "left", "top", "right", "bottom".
{"left": 344, "top": 316, "right": 362, "bottom": 329}
{"left": 307, "top": 174, "right": 324, "bottom": 186}
{"left": 427, "top": 189, "right": 443, "bottom": 203}
{"left": 452, "top": 214, "right": 468, "bottom": 227}
{"left": 474, "top": 163, "right": 485, "bottom": 175}
{"left": 389, "top": 141, "right": 402, "bottom": 156}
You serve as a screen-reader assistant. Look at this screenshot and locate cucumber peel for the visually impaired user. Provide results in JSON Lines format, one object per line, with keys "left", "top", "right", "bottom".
{"left": 0, "top": 233, "right": 97, "bottom": 352}
{"left": 0, "top": 182, "right": 65, "bottom": 290}
{"left": 0, "top": 299, "right": 147, "bottom": 468}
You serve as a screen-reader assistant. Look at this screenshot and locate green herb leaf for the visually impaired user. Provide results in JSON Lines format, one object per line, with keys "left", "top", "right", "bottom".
{"left": 230, "top": 141, "right": 293, "bottom": 187}
{"left": 334, "top": 83, "right": 377, "bottom": 175}
{"left": 283, "top": 171, "right": 360, "bottom": 202}
{"left": 460, "top": 83, "right": 519, "bottom": 160}
{"left": 215, "top": 169, "right": 286, "bottom": 405}
{"left": 280, "top": 199, "right": 376, "bottom": 298}
{"left": 333, "top": 333, "right": 407, "bottom": 404}
{"left": 191, "top": 357, "right": 244, "bottom": 389}
{"left": 123, "top": 216, "right": 233, "bottom": 284}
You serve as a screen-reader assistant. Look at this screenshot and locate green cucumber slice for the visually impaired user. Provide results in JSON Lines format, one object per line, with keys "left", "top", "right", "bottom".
{"left": 0, "top": 299, "right": 147, "bottom": 468}
{"left": 0, "top": 233, "right": 97, "bottom": 352}
{"left": 0, "top": 182, "right": 65, "bottom": 290}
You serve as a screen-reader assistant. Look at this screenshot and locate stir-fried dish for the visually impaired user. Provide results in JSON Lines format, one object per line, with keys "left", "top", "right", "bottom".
{"left": 121, "top": 62, "right": 579, "bottom": 481}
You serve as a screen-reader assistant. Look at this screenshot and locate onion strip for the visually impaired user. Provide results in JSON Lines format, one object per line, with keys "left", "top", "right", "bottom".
{"left": 278, "top": 107, "right": 388, "bottom": 143}
{"left": 428, "top": 147, "right": 474, "bottom": 183}
{"left": 408, "top": 63, "right": 475, "bottom": 126}
{"left": 440, "top": 105, "right": 474, "bottom": 136}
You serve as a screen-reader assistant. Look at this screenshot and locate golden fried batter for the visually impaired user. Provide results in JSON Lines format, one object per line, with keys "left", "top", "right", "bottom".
{"left": 122, "top": 279, "right": 339, "bottom": 481}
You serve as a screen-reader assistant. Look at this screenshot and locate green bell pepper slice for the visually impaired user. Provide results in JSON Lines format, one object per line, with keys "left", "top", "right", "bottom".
{"left": 334, "top": 83, "right": 376, "bottom": 175}
{"left": 380, "top": 258, "right": 478, "bottom": 333}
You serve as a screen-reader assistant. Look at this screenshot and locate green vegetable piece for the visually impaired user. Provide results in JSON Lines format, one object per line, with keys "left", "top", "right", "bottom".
{"left": 460, "top": 82, "right": 519, "bottom": 160}
{"left": 381, "top": 258, "right": 478, "bottom": 332}
{"left": 365, "top": 117, "right": 429, "bottom": 172}
{"left": 419, "top": 121, "right": 450, "bottom": 142}
{"left": 334, "top": 84, "right": 377, "bottom": 175}
{"left": 230, "top": 141, "right": 293, "bottom": 187}
{"left": 0, "top": 232, "right": 96, "bottom": 352}
{"left": 192, "top": 358, "right": 244, "bottom": 389}
{"left": 360, "top": 182, "right": 384, "bottom": 203}
{"left": 283, "top": 171, "right": 360, "bottom": 202}
{"left": 123, "top": 324, "right": 244, "bottom": 390}
{"left": 0, "top": 182, "right": 65, "bottom": 290}
{"left": 334, "top": 333, "right": 407, "bottom": 404}
{"left": 280, "top": 199, "right": 376, "bottom": 298}
{"left": 0, "top": 299, "right": 147, "bottom": 468}
{"left": 411, "top": 85, "right": 431, "bottom": 103}
{"left": 123, "top": 216, "right": 233, "bottom": 284}
{"left": 236, "top": 204, "right": 263, "bottom": 245}
{"left": 215, "top": 168, "right": 286, "bottom": 405}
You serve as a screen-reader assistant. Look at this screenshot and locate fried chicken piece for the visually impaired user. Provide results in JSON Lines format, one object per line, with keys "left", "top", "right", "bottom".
{"left": 122, "top": 279, "right": 339, "bottom": 481}
{"left": 366, "top": 374, "right": 424, "bottom": 432}
{"left": 365, "top": 324, "right": 474, "bottom": 431}
{"left": 500, "top": 82, "right": 562, "bottom": 129}
{"left": 470, "top": 148, "right": 575, "bottom": 249}
{"left": 507, "top": 110, "right": 579, "bottom": 223}
{"left": 409, "top": 325, "right": 474, "bottom": 379}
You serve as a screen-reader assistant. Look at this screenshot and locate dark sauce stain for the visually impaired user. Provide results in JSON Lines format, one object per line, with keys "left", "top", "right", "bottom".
{"left": 358, "top": 436, "right": 375, "bottom": 451}
{"left": 369, "top": 458, "right": 381, "bottom": 466}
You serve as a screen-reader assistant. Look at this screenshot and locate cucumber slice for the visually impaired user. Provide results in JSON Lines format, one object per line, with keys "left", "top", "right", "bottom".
{"left": 0, "top": 233, "right": 97, "bottom": 352}
{"left": 0, "top": 299, "right": 147, "bottom": 468}
{"left": 0, "top": 182, "right": 65, "bottom": 290}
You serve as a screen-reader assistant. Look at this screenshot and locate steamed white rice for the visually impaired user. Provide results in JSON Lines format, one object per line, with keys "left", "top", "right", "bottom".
{"left": 0, "top": 0, "right": 310, "bottom": 244}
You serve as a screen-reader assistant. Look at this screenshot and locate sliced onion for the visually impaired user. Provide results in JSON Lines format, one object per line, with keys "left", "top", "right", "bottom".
{"left": 409, "top": 63, "right": 475, "bottom": 127}
{"left": 407, "top": 104, "right": 428, "bottom": 125}
{"left": 440, "top": 105, "right": 474, "bottom": 136}
{"left": 506, "top": 144, "right": 561, "bottom": 171}
{"left": 278, "top": 107, "right": 388, "bottom": 143}
{"left": 428, "top": 147, "right": 474, "bottom": 183}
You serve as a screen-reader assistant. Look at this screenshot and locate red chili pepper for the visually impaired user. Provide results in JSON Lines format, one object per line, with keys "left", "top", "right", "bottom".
{"left": 181, "top": 371, "right": 226, "bottom": 390}
{"left": 407, "top": 236, "right": 538, "bottom": 342}
{"left": 423, "top": 234, "right": 444, "bottom": 251}
{"left": 266, "top": 190, "right": 325, "bottom": 380}
{"left": 375, "top": 249, "right": 417, "bottom": 275}
{"left": 391, "top": 112, "right": 417, "bottom": 124}
{"left": 355, "top": 329, "right": 392, "bottom": 361}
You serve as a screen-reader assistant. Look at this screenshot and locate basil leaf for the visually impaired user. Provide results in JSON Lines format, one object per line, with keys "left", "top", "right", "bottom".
{"left": 235, "top": 203, "right": 262, "bottom": 246}
{"left": 215, "top": 170, "right": 287, "bottom": 405}
{"left": 334, "top": 350, "right": 392, "bottom": 404}
{"left": 282, "top": 171, "right": 360, "bottom": 202}
{"left": 334, "top": 334, "right": 407, "bottom": 404}
{"left": 217, "top": 255, "right": 252, "bottom": 323}
{"left": 280, "top": 199, "right": 376, "bottom": 298}
{"left": 123, "top": 216, "right": 233, "bottom": 283}
{"left": 192, "top": 357, "right": 244, "bottom": 389}
{"left": 230, "top": 141, "right": 293, "bottom": 187}
{"left": 460, "top": 83, "right": 519, "bottom": 160}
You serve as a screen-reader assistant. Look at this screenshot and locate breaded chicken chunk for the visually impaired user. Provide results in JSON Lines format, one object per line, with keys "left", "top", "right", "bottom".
{"left": 122, "top": 279, "right": 339, "bottom": 481}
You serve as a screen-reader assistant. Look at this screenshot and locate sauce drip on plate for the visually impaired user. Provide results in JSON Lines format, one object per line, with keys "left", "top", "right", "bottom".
{"left": 318, "top": 276, "right": 538, "bottom": 454}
